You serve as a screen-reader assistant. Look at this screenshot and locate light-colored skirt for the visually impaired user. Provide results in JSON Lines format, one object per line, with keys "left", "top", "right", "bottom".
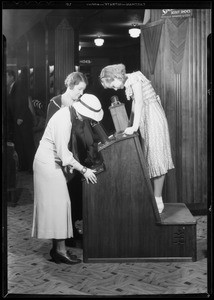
{"left": 31, "top": 158, "right": 73, "bottom": 239}
{"left": 139, "top": 97, "right": 174, "bottom": 178}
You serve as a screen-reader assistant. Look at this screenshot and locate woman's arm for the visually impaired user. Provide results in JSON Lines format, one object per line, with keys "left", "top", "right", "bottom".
{"left": 52, "top": 109, "right": 97, "bottom": 184}
{"left": 52, "top": 111, "right": 82, "bottom": 171}
{"left": 45, "top": 97, "right": 61, "bottom": 126}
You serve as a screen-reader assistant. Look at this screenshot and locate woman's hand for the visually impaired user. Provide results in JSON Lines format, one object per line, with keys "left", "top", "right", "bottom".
{"left": 83, "top": 168, "right": 97, "bottom": 184}
{"left": 123, "top": 126, "right": 137, "bottom": 135}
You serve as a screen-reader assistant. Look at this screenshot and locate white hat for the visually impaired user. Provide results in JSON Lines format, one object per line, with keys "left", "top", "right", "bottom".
{"left": 73, "top": 94, "right": 104, "bottom": 122}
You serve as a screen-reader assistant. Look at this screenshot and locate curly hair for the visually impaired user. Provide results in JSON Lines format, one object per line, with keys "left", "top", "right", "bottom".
{"left": 99, "top": 64, "right": 127, "bottom": 88}
{"left": 64, "top": 72, "right": 88, "bottom": 89}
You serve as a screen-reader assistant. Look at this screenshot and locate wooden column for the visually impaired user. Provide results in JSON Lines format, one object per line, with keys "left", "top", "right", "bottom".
{"left": 32, "top": 22, "right": 46, "bottom": 105}
{"left": 167, "top": 17, "right": 189, "bottom": 203}
{"left": 54, "top": 18, "right": 75, "bottom": 94}
{"left": 46, "top": 25, "right": 55, "bottom": 102}
{"left": 16, "top": 36, "right": 28, "bottom": 70}
{"left": 27, "top": 33, "right": 35, "bottom": 98}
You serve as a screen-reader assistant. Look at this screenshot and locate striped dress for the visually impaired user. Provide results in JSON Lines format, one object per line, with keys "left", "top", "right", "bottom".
{"left": 124, "top": 71, "right": 174, "bottom": 178}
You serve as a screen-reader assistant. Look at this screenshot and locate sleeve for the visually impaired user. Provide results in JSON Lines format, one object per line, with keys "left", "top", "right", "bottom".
{"left": 45, "top": 100, "right": 59, "bottom": 126}
{"left": 128, "top": 72, "right": 153, "bottom": 105}
{"left": 125, "top": 72, "right": 149, "bottom": 100}
{"left": 51, "top": 110, "right": 82, "bottom": 171}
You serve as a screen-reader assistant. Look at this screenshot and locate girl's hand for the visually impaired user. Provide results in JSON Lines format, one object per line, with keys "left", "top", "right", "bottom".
{"left": 83, "top": 168, "right": 97, "bottom": 184}
{"left": 123, "top": 126, "right": 137, "bottom": 135}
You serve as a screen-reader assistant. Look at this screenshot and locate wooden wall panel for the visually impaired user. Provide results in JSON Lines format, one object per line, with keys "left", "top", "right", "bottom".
{"left": 140, "top": 9, "right": 211, "bottom": 205}
{"left": 55, "top": 18, "right": 75, "bottom": 94}
{"left": 16, "top": 36, "right": 28, "bottom": 69}
{"left": 33, "top": 23, "right": 46, "bottom": 105}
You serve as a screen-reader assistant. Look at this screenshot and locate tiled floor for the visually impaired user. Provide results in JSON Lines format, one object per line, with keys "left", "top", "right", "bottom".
{"left": 4, "top": 171, "right": 209, "bottom": 297}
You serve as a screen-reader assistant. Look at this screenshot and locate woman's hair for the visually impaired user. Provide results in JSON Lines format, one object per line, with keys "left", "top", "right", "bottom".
{"left": 65, "top": 72, "right": 88, "bottom": 89}
{"left": 99, "top": 64, "right": 127, "bottom": 88}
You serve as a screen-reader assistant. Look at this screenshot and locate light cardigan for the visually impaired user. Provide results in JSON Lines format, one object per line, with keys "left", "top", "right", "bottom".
{"left": 36, "top": 106, "right": 82, "bottom": 171}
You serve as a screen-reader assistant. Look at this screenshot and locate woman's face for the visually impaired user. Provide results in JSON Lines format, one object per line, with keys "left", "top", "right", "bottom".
{"left": 69, "top": 81, "right": 87, "bottom": 101}
{"left": 109, "top": 78, "right": 123, "bottom": 90}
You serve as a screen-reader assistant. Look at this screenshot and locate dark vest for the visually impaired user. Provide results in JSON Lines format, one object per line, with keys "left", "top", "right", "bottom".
{"left": 46, "top": 95, "right": 103, "bottom": 168}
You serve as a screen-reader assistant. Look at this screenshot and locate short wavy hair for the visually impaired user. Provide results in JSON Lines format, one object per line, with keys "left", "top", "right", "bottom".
{"left": 99, "top": 64, "right": 127, "bottom": 88}
{"left": 65, "top": 72, "right": 88, "bottom": 89}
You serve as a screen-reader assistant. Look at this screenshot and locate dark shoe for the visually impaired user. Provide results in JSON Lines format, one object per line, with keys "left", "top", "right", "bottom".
{"left": 49, "top": 249, "right": 81, "bottom": 265}
{"left": 50, "top": 248, "right": 77, "bottom": 260}
{"left": 66, "top": 249, "right": 78, "bottom": 260}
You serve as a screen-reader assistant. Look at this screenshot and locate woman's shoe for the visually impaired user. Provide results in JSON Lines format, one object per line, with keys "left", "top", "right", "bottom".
{"left": 66, "top": 249, "right": 78, "bottom": 260}
{"left": 50, "top": 248, "right": 78, "bottom": 260}
{"left": 50, "top": 249, "right": 81, "bottom": 264}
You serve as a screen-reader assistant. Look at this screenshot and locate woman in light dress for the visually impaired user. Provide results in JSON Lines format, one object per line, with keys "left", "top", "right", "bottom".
{"left": 100, "top": 64, "right": 174, "bottom": 213}
{"left": 32, "top": 79, "right": 104, "bottom": 264}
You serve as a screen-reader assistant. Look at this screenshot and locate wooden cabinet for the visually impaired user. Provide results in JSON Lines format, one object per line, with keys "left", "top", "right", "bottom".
{"left": 83, "top": 134, "right": 196, "bottom": 263}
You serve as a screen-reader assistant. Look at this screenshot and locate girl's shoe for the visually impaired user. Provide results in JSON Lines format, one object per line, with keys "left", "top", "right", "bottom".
{"left": 157, "top": 202, "right": 164, "bottom": 214}
{"left": 155, "top": 197, "right": 164, "bottom": 214}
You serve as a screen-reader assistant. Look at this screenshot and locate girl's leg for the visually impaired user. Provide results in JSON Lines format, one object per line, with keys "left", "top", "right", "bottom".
{"left": 152, "top": 174, "right": 166, "bottom": 213}
{"left": 153, "top": 174, "right": 165, "bottom": 197}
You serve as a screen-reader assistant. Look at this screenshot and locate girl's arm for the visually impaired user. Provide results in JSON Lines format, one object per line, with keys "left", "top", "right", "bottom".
{"left": 129, "top": 101, "right": 134, "bottom": 126}
{"left": 124, "top": 81, "right": 143, "bottom": 135}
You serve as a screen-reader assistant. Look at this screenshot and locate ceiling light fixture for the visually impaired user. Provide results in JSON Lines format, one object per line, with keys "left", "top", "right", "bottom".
{"left": 94, "top": 37, "right": 104, "bottom": 46}
{"left": 79, "top": 45, "right": 82, "bottom": 51}
{"left": 129, "top": 25, "right": 141, "bottom": 38}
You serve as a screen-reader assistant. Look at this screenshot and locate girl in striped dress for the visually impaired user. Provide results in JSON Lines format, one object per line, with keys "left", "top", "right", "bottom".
{"left": 100, "top": 64, "right": 174, "bottom": 213}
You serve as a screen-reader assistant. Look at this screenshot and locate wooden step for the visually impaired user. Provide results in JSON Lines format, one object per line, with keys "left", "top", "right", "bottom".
{"left": 159, "top": 203, "right": 197, "bottom": 225}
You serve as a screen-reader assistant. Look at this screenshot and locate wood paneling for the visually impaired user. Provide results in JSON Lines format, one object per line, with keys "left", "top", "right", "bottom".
{"left": 33, "top": 23, "right": 46, "bottom": 104}
{"left": 83, "top": 134, "right": 196, "bottom": 262}
{"left": 16, "top": 36, "right": 28, "bottom": 69}
{"left": 140, "top": 9, "right": 211, "bottom": 205}
{"left": 55, "top": 18, "right": 75, "bottom": 94}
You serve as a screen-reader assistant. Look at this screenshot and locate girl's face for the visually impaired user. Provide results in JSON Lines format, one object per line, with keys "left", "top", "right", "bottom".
{"left": 109, "top": 78, "right": 124, "bottom": 90}
{"left": 69, "top": 81, "right": 87, "bottom": 101}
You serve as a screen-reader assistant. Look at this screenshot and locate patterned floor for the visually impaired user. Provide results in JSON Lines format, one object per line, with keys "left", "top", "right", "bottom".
{"left": 5, "top": 171, "right": 208, "bottom": 296}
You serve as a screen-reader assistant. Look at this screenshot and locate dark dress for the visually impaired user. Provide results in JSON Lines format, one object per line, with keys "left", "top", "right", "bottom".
{"left": 7, "top": 80, "right": 35, "bottom": 172}
{"left": 46, "top": 95, "right": 103, "bottom": 240}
